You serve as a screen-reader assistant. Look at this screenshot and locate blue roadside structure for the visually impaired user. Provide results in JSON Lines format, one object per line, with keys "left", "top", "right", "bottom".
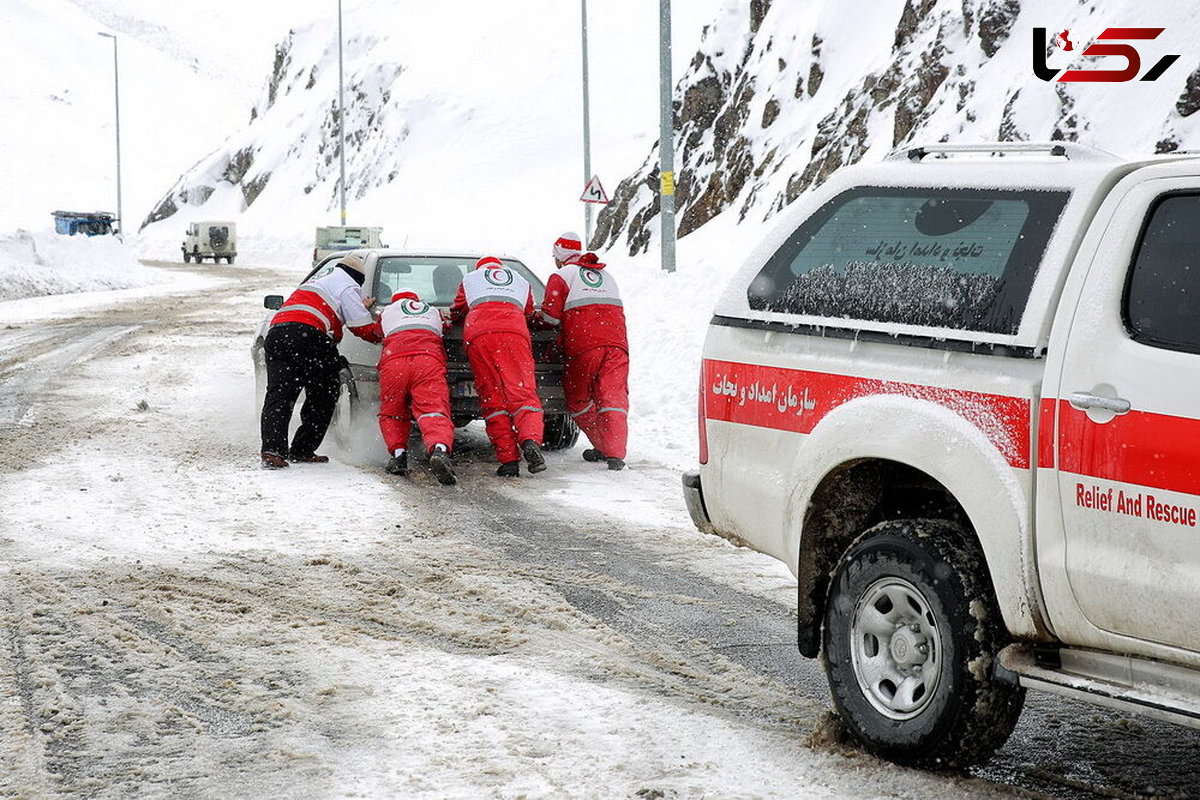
{"left": 52, "top": 210, "right": 117, "bottom": 236}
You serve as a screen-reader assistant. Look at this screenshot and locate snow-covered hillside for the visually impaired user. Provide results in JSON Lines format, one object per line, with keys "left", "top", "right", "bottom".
{"left": 11, "top": 1, "right": 1200, "bottom": 262}
{"left": 595, "top": 0, "right": 1200, "bottom": 255}
{"left": 0, "top": 0, "right": 329, "bottom": 233}
{"left": 123, "top": 0, "right": 1200, "bottom": 263}
{"left": 134, "top": 1, "right": 725, "bottom": 264}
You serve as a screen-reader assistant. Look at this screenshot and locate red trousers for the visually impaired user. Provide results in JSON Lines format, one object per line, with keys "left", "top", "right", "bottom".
{"left": 377, "top": 353, "right": 455, "bottom": 454}
{"left": 565, "top": 346, "right": 629, "bottom": 459}
{"left": 465, "top": 331, "right": 543, "bottom": 463}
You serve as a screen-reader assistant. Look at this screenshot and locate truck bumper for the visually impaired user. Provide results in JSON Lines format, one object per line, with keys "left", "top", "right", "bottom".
{"left": 682, "top": 470, "right": 715, "bottom": 534}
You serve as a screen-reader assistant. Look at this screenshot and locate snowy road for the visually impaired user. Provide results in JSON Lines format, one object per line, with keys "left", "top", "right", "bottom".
{"left": 0, "top": 323, "right": 141, "bottom": 427}
{"left": 2, "top": 261, "right": 1199, "bottom": 798}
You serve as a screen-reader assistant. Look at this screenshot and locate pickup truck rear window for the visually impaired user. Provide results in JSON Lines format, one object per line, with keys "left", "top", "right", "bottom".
{"left": 748, "top": 187, "right": 1070, "bottom": 334}
{"left": 1125, "top": 193, "right": 1200, "bottom": 354}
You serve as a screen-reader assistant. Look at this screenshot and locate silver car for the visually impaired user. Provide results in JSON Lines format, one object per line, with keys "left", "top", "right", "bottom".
{"left": 252, "top": 249, "right": 580, "bottom": 450}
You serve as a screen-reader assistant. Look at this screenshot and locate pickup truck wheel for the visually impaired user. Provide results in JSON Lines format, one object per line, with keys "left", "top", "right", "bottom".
{"left": 542, "top": 413, "right": 579, "bottom": 450}
{"left": 823, "top": 519, "right": 1024, "bottom": 769}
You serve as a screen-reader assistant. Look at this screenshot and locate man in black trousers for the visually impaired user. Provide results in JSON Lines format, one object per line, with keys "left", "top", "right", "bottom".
{"left": 259, "top": 253, "right": 382, "bottom": 468}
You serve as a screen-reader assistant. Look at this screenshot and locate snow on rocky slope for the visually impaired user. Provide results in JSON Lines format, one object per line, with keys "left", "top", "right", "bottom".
{"left": 138, "top": 0, "right": 1200, "bottom": 259}
{"left": 593, "top": 0, "right": 1200, "bottom": 255}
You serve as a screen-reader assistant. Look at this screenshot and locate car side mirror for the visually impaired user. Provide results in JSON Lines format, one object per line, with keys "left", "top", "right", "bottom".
{"left": 264, "top": 295, "right": 284, "bottom": 310}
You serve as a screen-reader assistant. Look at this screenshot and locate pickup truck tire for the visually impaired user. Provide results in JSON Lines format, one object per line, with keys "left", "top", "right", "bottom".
{"left": 542, "top": 413, "right": 580, "bottom": 451}
{"left": 822, "top": 519, "right": 1024, "bottom": 769}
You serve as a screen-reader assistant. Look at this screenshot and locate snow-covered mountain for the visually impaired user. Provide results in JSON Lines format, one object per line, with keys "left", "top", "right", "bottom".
{"left": 595, "top": 0, "right": 1200, "bottom": 255}
{"left": 133, "top": 0, "right": 723, "bottom": 260}
{"left": 11, "top": 0, "right": 1199, "bottom": 266}
{"left": 605, "top": 0, "right": 1200, "bottom": 255}
{"left": 0, "top": 0, "right": 330, "bottom": 233}
{"left": 137, "top": 0, "right": 1200, "bottom": 260}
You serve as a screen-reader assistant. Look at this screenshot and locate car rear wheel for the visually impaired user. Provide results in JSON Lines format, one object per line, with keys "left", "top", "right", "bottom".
{"left": 329, "top": 368, "right": 358, "bottom": 450}
{"left": 542, "top": 413, "right": 579, "bottom": 450}
{"left": 822, "top": 518, "right": 1024, "bottom": 769}
{"left": 253, "top": 341, "right": 267, "bottom": 416}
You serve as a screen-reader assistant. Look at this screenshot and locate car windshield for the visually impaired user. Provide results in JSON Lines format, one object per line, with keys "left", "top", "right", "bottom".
{"left": 373, "top": 256, "right": 545, "bottom": 307}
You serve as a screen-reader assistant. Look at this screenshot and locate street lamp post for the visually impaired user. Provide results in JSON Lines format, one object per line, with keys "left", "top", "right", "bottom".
{"left": 97, "top": 32, "right": 122, "bottom": 237}
{"left": 658, "top": 0, "right": 676, "bottom": 272}
{"left": 337, "top": 0, "right": 347, "bottom": 225}
{"left": 581, "top": 0, "right": 593, "bottom": 245}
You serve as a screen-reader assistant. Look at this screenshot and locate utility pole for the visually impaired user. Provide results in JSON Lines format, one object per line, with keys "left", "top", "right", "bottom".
{"left": 658, "top": 0, "right": 676, "bottom": 272}
{"left": 581, "top": 0, "right": 593, "bottom": 245}
{"left": 337, "top": 0, "right": 347, "bottom": 225}
{"left": 97, "top": 32, "right": 122, "bottom": 237}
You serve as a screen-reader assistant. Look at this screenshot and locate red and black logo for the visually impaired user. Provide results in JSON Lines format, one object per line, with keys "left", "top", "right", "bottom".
{"left": 1033, "top": 27, "right": 1179, "bottom": 82}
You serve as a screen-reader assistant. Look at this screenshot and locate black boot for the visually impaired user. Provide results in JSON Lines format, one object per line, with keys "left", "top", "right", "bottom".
{"left": 385, "top": 452, "right": 409, "bottom": 475}
{"left": 429, "top": 449, "right": 457, "bottom": 486}
{"left": 521, "top": 440, "right": 547, "bottom": 473}
{"left": 496, "top": 461, "right": 520, "bottom": 477}
{"left": 606, "top": 457, "right": 625, "bottom": 471}
{"left": 581, "top": 448, "right": 604, "bottom": 463}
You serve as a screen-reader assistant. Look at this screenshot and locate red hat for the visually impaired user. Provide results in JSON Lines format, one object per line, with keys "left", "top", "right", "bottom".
{"left": 553, "top": 231, "right": 583, "bottom": 263}
{"left": 390, "top": 288, "right": 420, "bottom": 303}
{"left": 475, "top": 256, "right": 504, "bottom": 270}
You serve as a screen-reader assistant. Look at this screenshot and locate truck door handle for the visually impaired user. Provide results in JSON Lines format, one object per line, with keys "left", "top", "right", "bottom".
{"left": 1068, "top": 392, "right": 1131, "bottom": 415}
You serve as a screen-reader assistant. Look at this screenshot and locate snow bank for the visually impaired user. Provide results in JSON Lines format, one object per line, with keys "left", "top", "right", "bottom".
{"left": 0, "top": 229, "right": 169, "bottom": 302}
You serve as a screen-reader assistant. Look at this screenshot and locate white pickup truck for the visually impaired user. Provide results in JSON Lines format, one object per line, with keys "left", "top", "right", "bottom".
{"left": 684, "top": 142, "right": 1200, "bottom": 768}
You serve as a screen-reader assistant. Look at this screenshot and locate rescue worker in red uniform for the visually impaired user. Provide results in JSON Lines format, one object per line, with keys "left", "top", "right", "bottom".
{"left": 376, "top": 288, "right": 457, "bottom": 486}
{"left": 540, "top": 232, "right": 629, "bottom": 470}
{"left": 449, "top": 256, "right": 546, "bottom": 477}
{"left": 260, "top": 252, "right": 382, "bottom": 469}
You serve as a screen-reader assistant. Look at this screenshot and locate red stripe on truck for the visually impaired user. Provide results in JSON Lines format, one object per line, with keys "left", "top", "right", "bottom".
{"left": 1056, "top": 400, "right": 1200, "bottom": 497}
{"left": 1039, "top": 398, "right": 1057, "bottom": 469}
{"left": 702, "top": 359, "right": 1032, "bottom": 469}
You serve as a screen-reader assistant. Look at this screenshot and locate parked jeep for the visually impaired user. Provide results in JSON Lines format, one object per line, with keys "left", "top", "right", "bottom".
{"left": 183, "top": 221, "right": 237, "bottom": 264}
{"left": 685, "top": 142, "right": 1200, "bottom": 768}
{"left": 253, "top": 249, "right": 579, "bottom": 451}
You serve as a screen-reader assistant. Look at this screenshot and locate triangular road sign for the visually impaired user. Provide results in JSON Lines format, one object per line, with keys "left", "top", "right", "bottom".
{"left": 580, "top": 175, "right": 609, "bottom": 204}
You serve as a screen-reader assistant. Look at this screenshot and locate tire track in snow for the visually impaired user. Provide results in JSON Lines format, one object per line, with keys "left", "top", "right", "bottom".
{"left": 0, "top": 324, "right": 140, "bottom": 429}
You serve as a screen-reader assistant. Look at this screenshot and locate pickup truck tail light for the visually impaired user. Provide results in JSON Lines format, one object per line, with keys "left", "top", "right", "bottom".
{"left": 698, "top": 363, "right": 709, "bottom": 464}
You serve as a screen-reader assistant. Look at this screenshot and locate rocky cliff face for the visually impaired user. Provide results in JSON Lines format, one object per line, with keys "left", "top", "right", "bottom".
{"left": 593, "top": 0, "right": 1200, "bottom": 255}
{"left": 142, "top": 28, "right": 403, "bottom": 230}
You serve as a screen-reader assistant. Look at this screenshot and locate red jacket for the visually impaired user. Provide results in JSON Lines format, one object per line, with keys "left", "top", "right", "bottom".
{"left": 449, "top": 261, "right": 536, "bottom": 344}
{"left": 540, "top": 253, "right": 627, "bottom": 356}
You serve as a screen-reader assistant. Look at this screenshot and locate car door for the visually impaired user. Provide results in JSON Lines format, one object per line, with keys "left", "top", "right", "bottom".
{"left": 1054, "top": 176, "right": 1200, "bottom": 652}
